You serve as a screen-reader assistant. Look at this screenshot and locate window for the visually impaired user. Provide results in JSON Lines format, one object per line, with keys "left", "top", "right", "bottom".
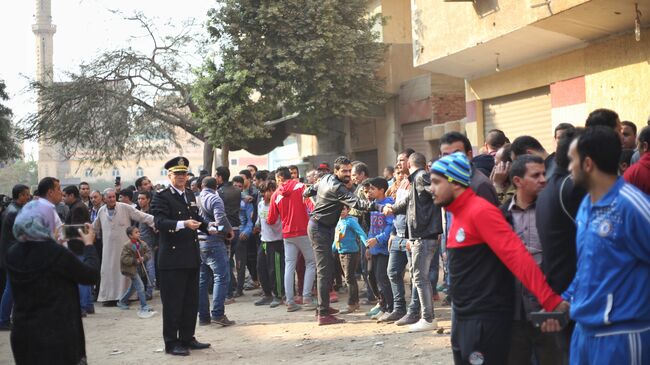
{"left": 84, "top": 168, "right": 93, "bottom": 177}
{"left": 136, "top": 167, "right": 144, "bottom": 177}
{"left": 230, "top": 158, "right": 239, "bottom": 166}
{"left": 160, "top": 169, "right": 168, "bottom": 176}
{"left": 111, "top": 168, "right": 120, "bottom": 177}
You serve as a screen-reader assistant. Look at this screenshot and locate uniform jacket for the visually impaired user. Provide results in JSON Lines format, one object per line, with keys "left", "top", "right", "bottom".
{"left": 303, "top": 174, "right": 377, "bottom": 228}
{"left": 151, "top": 186, "right": 210, "bottom": 270}
{"left": 563, "top": 178, "right": 650, "bottom": 335}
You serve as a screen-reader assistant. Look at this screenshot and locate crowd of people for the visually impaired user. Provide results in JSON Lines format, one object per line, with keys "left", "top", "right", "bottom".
{"left": 0, "top": 107, "right": 648, "bottom": 364}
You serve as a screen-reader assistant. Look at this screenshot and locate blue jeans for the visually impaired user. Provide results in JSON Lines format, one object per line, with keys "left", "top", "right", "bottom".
{"left": 76, "top": 255, "right": 94, "bottom": 311}
{"left": 119, "top": 273, "right": 147, "bottom": 309}
{"left": 145, "top": 250, "right": 156, "bottom": 297}
{"left": 387, "top": 239, "right": 412, "bottom": 314}
{"left": 199, "top": 243, "right": 230, "bottom": 320}
{"left": 410, "top": 238, "right": 437, "bottom": 321}
{"left": 0, "top": 274, "right": 12, "bottom": 326}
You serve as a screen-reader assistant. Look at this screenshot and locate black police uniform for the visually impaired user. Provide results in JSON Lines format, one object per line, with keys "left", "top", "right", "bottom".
{"left": 151, "top": 157, "right": 210, "bottom": 354}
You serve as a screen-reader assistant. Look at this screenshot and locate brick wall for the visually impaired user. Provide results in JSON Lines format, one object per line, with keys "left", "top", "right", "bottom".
{"left": 431, "top": 93, "right": 466, "bottom": 125}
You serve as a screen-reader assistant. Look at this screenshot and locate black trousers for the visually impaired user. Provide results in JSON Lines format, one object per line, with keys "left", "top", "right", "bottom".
{"left": 264, "top": 240, "right": 285, "bottom": 298}
{"left": 159, "top": 268, "right": 199, "bottom": 349}
{"left": 507, "top": 319, "right": 561, "bottom": 365}
{"left": 340, "top": 252, "right": 359, "bottom": 305}
{"left": 451, "top": 317, "right": 512, "bottom": 365}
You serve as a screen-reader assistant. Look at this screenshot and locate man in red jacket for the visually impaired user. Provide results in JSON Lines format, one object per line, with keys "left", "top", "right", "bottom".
{"left": 623, "top": 126, "right": 650, "bottom": 195}
{"left": 268, "top": 166, "right": 317, "bottom": 312}
{"left": 430, "top": 152, "right": 568, "bottom": 365}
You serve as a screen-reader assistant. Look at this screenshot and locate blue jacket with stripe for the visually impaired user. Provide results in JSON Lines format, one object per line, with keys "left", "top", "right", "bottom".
{"left": 562, "top": 178, "right": 650, "bottom": 335}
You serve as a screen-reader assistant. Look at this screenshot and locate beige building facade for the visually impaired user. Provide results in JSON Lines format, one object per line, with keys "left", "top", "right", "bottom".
{"left": 411, "top": 0, "right": 650, "bottom": 152}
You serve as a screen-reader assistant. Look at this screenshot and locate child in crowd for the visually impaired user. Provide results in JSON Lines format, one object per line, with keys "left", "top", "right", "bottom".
{"left": 365, "top": 177, "right": 395, "bottom": 320}
{"left": 255, "top": 180, "right": 285, "bottom": 308}
{"left": 118, "top": 226, "right": 155, "bottom": 318}
{"left": 332, "top": 205, "right": 368, "bottom": 314}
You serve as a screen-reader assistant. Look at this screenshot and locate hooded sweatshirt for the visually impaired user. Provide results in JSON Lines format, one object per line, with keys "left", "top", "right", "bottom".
{"left": 268, "top": 179, "right": 310, "bottom": 238}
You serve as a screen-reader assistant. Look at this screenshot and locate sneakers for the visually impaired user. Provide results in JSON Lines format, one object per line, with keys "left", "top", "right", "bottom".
{"left": 395, "top": 313, "right": 420, "bottom": 326}
{"left": 287, "top": 303, "right": 301, "bottom": 312}
{"left": 408, "top": 318, "right": 438, "bottom": 332}
{"left": 141, "top": 305, "right": 154, "bottom": 312}
{"left": 366, "top": 304, "right": 381, "bottom": 317}
{"left": 301, "top": 298, "right": 317, "bottom": 310}
{"left": 198, "top": 318, "right": 211, "bottom": 326}
{"left": 254, "top": 296, "right": 273, "bottom": 306}
{"left": 370, "top": 310, "right": 385, "bottom": 320}
{"left": 338, "top": 304, "right": 360, "bottom": 314}
{"left": 318, "top": 315, "right": 346, "bottom": 326}
{"left": 137, "top": 309, "right": 157, "bottom": 319}
{"left": 212, "top": 315, "right": 236, "bottom": 326}
{"left": 269, "top": 297, "right": 283, "bottom": 308}
{"left": 117, "top": 301, "right": 130, "bottom": 310}
{"left": 377, "top": 310, "right": 405, "bottom": 323}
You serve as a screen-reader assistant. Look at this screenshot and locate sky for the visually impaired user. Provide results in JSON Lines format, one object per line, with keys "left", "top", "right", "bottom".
{"left": 0, "top": 0, "right": 215, "bottom": 159}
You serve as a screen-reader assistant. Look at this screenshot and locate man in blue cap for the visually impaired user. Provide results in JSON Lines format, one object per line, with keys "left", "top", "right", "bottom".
{"left": 151, "top": 156, "right": 216, "bottom": 356}
{"left": 430, "top": 152, "right": 566, "bottom": 365}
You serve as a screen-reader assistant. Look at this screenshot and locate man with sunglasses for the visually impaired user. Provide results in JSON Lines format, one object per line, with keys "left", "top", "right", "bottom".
{"left": 151, "top": 157, "right": 215, "bottom": 356}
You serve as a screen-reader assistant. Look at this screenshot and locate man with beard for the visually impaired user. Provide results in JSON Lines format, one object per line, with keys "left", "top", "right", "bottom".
{"left": 429, "top": 152, "right": 565, "bottom": 365}
{"left": 303, "top": 156, "right": 379, "bottom": 325}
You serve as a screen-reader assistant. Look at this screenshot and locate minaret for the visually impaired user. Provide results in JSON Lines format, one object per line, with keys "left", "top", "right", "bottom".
{"left": 32, "top": 0, "right": 60, "bottom": 179}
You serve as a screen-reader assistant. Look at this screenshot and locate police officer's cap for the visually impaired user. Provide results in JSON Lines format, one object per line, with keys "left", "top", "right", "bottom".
{"left": 165, "top": 156, "right": 189, "bottom": 174}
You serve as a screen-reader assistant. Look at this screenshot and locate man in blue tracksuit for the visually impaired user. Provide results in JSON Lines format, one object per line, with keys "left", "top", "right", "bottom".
{"left": 546, "top": 126, "right": 650, "bottom": 364}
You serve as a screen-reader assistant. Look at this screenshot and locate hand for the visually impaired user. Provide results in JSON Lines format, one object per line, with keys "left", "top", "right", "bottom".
{"left": 540, "top": 301, "right": 570, "bottom": 333}
{"left": 239, "top": 232, "right": 248, "bottom": 241}
{"left": 184, "top": 219, "right": 201, "bottom": 230}
{"left": 137, "top": 257, "right": 144, "bottom": 264}
{"left": 382, "top": 205, "right": 394, "bottom": 216}
{"left": 79, "top": 223, "right": 96, "bottom": 246}
{"left": 366, "top": 238, "right": 378, "bottom": 248}
{"left": 253, "top": 226, "right": 261, "bottom": 234}
{"left": 365, "top": 249, "right": 371, "bottom": 260}
{"left": 225, "top": 230, "right": 235, "bottom": 241}
{"left": 405, "top": 240, "right": 411, "bottom": 252}
{"left": 244, "top": 195, "right": 254, "bottom": 203}
{"left": 491, "top": 161, "right": 511, "bottom": 187}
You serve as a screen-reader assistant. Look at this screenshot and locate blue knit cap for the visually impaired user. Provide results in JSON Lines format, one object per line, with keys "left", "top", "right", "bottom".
{"left": 430, "top": 152, "right": 471, "bottom": 187}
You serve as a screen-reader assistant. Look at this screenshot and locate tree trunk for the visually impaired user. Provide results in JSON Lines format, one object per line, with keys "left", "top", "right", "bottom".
{"left": 220, "top": 143, "right": 230, "bottom": 168}
{"left": 202, "top": 142, "right": 214, "bottom": 175}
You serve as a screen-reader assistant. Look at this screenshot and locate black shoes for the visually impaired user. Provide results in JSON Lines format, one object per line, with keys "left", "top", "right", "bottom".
{"left": 188, "top": 340, "right": 211, "bottom": 350}
{"left": 166, "top": 345, "right": 189, "bottom": 356}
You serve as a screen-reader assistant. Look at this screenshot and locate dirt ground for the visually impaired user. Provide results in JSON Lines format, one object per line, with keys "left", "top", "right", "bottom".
{"left": 0, "top": 285, "right": 455, "bottom": 364}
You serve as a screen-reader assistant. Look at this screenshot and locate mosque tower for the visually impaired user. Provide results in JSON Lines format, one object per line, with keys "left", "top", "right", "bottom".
{"left": 33, "top": 0, "right": 67, "bottom": 179}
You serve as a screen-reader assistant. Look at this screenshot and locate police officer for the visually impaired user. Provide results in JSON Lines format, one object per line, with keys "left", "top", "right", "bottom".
{"left": 151, "top": 157, "right": 214, "bottom": 356}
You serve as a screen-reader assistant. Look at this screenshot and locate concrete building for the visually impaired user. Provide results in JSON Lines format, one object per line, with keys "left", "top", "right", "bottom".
{"left": 341, "top": 0, "right": 466, "bottom": 176}
{"left": 411, "top": 0, "right": 650, "bottom": 151}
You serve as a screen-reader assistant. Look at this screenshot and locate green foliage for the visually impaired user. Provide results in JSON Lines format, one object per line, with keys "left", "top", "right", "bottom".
{"left": 193, "top": 59, "right": 275, "bottom": 150}
{"left": 205, "top": 0, "right": 386, "bottom": 127}
{"left": 0, "top": 160, "right": 38, "bottom": 195}
{"left": 0, "top": 80, "right": 22, "bottom": 162}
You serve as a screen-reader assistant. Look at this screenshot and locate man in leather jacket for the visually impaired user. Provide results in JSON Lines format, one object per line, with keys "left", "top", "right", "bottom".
{"left": 303, "top": 156, "right": 379, "bottom": 325}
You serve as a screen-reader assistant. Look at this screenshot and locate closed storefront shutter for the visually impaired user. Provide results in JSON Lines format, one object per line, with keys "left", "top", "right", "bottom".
{"left": 483, "top": 87, "right": 553, "bottom": 152}
{"left": 402, "top": 120, "right": 433, "bottom": 160}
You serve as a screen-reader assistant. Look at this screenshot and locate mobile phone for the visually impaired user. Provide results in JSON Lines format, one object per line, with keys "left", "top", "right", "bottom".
{"left": 62, "top": 224, "right": 88, "bottom": 240}
{"left": 115, "top": 176, "right": 121, "bottom": 186}
{"left": 530, "top": 311, "right": 569, "bottom": 328}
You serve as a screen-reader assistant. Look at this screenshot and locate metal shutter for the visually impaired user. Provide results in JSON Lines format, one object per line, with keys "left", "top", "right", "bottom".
{"left": 402, "top": 120, "right": 433, "bottom": 160}
{"left": 483, "top": 87, "right": 553, "bottom": 152}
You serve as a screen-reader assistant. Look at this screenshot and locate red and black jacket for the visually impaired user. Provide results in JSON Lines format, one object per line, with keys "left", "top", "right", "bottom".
{"left": 446, "top": 189, "right": 562, "bottom": 319}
